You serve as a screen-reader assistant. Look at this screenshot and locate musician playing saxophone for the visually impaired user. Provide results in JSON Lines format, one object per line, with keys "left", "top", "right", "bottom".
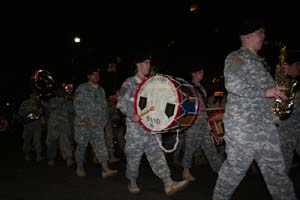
{"left": 212, "top": 17, "right": 297, "bottom": 200}
{"left": 278, "top": 61, "right": 300, "bottom": 174}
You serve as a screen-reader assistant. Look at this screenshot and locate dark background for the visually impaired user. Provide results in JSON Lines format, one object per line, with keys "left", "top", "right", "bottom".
{"left": 1, "top": 1, "right": 300, "bottom": 108}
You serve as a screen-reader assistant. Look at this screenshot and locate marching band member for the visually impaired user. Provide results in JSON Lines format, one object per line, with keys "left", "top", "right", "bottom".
{"left": 117, "top": 51, "right": 189, "bottom": 195}
{"left": 73, "top": 65, "right": 118, "bottom": 178}
{"left": 18, "top": 91, "right": 46, "bottom": 162}
{"left": 212, "top": 17, "right": 296, "bottom": 200}
{"left": 182, "top": 66, "right": 224, "bottom": 181}
{"left": 46, "top": 87, "right": 75, "bottom": 167}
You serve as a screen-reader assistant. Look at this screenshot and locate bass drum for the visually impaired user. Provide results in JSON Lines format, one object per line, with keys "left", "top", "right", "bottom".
{"left": 134, "top": 74, "right": 200, "bottom": 133}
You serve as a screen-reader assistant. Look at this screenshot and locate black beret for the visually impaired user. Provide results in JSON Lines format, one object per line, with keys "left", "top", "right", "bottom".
{"left": 130, "top": 47, "right": 152, "bottom": 64}
{"left": 191, "top": 66, "right": 205, "bottom": 73}
{"left": 239, "top": 17, "right": 265, "bottom": 36}
{"left": 86, "top": 66, "right": 100, "bottom": 75}
{"left": 133, "top": 54, "right": 151, "bottom": 64}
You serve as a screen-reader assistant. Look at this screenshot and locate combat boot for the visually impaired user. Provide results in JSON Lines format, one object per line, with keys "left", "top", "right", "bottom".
{"left": 101, "top": 161, "right": 118, "bottom": 179}
{"left": 76, "top": 167, "right": 86, "bottom": 177}
{"left": 66, "top": 158, "right": 75, "bottom": 167}
{"left": 128, "top": 179, "right": 140, "bottom": 194}
{"left": 48, "top": 160, "right": 55, "bottom": 167}
{"left": 162, "top": 177, "right": 189, "bottom": 196}
{"left": 182, "top": 168, "right": 196, "bottom": 181}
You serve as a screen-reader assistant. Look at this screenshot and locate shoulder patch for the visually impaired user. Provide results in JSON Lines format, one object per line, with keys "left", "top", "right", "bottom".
{"left": 232, "top": 56, "right": 245, "bottom": 65}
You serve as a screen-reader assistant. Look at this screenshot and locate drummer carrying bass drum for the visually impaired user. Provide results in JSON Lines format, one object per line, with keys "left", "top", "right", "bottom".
{"left": 117, "top": 51, "right": 189, "bottom": 196}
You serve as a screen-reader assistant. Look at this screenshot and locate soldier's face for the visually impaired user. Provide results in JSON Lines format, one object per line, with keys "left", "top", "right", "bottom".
{"left": 88, "top": 72, "right": 100, "bottom": 83}
{"left": 249, "top": 28, "right": 265, "bottom": 51}
{"left": 193, "top": 70, "right": 204, "bottom": 81}
{"left": 137, "top": 59, "right": 151, "bottom": 76}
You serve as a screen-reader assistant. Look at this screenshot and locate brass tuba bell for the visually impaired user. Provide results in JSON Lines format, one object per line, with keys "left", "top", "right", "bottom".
{"left": 32, "top": 69, "right": 56, "bottom": 96}
{"left": 24, "top": 70, "right": 55, "bottom": 123}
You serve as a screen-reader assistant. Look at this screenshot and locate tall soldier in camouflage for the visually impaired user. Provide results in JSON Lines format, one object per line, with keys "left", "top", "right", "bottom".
{"left": 182, "top": 66, "right": 224, "bottom": 181}
{"left": 18, "top": 92, "right": 46, "bottom": 161}
{"left": 279, "top": 61, "right": 300, "bottom": 173}
{"left": 117, "top": 53, "right": 189, "bottom": 196}
{"left": 46, "top": 87, "right": 75, "bottom": 167}
{"left": 212, "top": 18, "right": 297, "bottom": 200}
{"left": 73, "top": 66, "right": 118, "bottom": 178}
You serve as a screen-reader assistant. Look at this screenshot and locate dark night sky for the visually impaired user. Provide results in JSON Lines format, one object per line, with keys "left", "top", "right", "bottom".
{"left": 1, "top": 1, "right": 299, "bottom": 106}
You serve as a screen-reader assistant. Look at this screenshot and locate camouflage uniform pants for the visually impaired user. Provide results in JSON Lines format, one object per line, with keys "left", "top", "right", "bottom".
{"left": 125, "top": 125, "right": 170, "bottom": 179}
{"left": 279, "top": 115, "right": 300, "bottom": 172}
{"left": 182, "top": 120, "right": 223, "bottom": 172}
{"left": 46, "top": 129, "right": 73, "bottom": 161}
{"left": 213, "top": 121, "right": 297, "bottom": 200}
{"left": 74, "top": 125, "right": 109, "bottom": 167}
{"left": 22, "top": 120, "right": 43, "bottom": 155}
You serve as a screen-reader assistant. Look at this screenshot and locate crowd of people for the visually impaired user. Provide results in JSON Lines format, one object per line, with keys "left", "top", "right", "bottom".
{"left": 15, "top": 17, "right": 299, "bottom": 199}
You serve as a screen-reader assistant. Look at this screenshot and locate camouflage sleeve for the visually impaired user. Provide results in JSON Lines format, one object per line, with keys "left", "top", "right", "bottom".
{"left": 225, "top": 55, "right": 266, "bottom": 98}
{"left": 18, "top": 101, "right": 29, "bottom": 117}
{"left": 73, "top": 86, "right": 89, "bottom": 121}
{"left": 117, "top": 79, "right": 135, "bottom": 116}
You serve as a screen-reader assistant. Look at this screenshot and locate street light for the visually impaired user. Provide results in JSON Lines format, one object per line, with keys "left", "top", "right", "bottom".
{"left": 74, "top": 36, "right": 80, "bottom": 43}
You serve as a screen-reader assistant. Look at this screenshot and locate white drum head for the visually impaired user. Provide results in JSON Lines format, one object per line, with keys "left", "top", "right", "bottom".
{"left": 134, "top": 74, "right": 180, "bottom": 132}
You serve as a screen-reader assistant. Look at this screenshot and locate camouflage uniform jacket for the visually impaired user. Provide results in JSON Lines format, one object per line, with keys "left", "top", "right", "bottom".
{"left": 224, "top": 47, "right": 277, "bottom": 138}
{"left": 190, "top": 82, "right": 208, "bottom": 130}
{"left": 73, "top": 82, "right": 107, "bottom": 127}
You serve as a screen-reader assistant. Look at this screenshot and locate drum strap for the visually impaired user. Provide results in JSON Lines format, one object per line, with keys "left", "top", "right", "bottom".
{"left": 154, "top": 130, "right": 180, "bottom": 153}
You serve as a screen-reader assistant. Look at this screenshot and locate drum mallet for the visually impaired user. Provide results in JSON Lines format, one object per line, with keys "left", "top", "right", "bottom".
{"left": 139, "top": 106, "right": 155, "bottom": 118}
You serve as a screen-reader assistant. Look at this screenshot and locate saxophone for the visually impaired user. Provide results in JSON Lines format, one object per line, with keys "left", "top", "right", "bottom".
{"left": 272, "top": 43, "right": 298, "bottom": 119}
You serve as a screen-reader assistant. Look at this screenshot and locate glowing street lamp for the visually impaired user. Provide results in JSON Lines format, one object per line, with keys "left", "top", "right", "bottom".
{"left": 74, "top": 37, "right": 80, "bottom": 43}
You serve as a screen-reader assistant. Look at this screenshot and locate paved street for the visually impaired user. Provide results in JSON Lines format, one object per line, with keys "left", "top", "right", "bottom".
{"left": 1, "top": 132, "right": 299, "bottom": 200}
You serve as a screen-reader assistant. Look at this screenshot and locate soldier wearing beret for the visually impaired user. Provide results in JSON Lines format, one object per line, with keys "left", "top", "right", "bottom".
{"left": 212, "top": 18, "right": 297, "bottom": 200}
{"left": 117, "top": 51, "right": 189, "bottom": 196}
{"left": 181, "top": 66, "right": 224, "bottom": 181}
{"left": 73, "top": 65, "right": 118, "bottom": 178}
